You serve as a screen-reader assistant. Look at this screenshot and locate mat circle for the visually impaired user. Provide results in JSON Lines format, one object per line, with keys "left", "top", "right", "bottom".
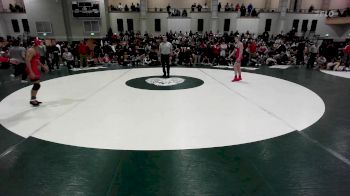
{"left": 126, "top": 75, "right": 204, "bottom": 90}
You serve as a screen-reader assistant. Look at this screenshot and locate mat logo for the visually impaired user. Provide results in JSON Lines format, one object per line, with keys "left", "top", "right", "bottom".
{"left": 145, "top": 77, "right": 185, "bottom": 86}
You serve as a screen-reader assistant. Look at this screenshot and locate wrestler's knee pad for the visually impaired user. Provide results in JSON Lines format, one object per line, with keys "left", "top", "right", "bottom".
{"left": 32, "top": 83, "right": 41, "bottom": 91}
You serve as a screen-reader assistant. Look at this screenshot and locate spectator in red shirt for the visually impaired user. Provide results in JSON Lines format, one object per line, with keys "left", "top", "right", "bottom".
{"left": 343, "top": 42, "right": 350, "bottom": 62}
{"left": 0, "top": 56, "right": 9, "bottom": 63}
{"left": 78, "top": 40, "right": 90, "bottom": 67}
{"left": 235, "top": 3, "right": 240, "bottom": 11}
{"left": 212, "top": 42, "right": 220, "bottom": 65}
{"left": 248, "top": 39, "right": 257, "bottom": 54}
{"left": 248, "top": 39, "right": 257, "bottom": 66}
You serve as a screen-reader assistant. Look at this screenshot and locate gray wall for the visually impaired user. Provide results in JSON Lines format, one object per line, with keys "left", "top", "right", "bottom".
{"left": 145, "top": 13, "right": 169, "bottom": 35}
{"left": 190, "top": 13, "right": 211, "bottom": 33}
{"left": 284, "top": 13, "right": 350, "bottom": 40}
{"left": 66, "top": 0, "right": 108, "bottom": 41}
{"left": 0, "top": 13, "right": 27, "bottom": 37}
{"left": 218, "top": 12, "right": 239, "bottom": 33}
{"left": 109, "top": 12, "right": 141, "bottom": 33}
{"left": 0, "top": 16, "right": 7, "bottom": 37}
{"left": 25, "top": 0, "right": 67, "bottom": 40}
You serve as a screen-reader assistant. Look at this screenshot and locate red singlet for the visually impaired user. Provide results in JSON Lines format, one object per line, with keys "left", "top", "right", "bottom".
{"left": 29, "top": 52, "right": 41, "bottom": 81}
{"left": 235, "top": 48, "right": 241, "bottom": 61}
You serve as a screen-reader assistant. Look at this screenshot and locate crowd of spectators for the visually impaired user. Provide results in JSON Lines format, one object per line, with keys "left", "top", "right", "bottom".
{"left": 168, "top": 8, "right": 188, "bottom": 17}
{"left": 108, "top": 2, "right": 349, "bottom": 18}
{"left": 190, "top": 3, "right": 209, "bottom": 12}
{"left": 218, "top": 2, "right": 259, "bottom": 17}
{"left": 335, "top": 7, "right": 350, "bottom": 17}
{"left": 110, "top": 3, "right": 140, "bottom": 12}
{"left": 1, "top": 30, "right": 350, "bottom": 78}
{"left": 7, "top": 3, "right": 25, "bottom": 13}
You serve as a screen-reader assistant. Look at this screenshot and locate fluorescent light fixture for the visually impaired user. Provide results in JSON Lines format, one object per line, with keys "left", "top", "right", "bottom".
{"left": 90, "top": 32, "right": 95, "bottom": 36}
{"left": 325, "top": 34, "right": 329, "bottom": 37}
{"left": 43, "top": 33, "right": 47, "bottom": 36}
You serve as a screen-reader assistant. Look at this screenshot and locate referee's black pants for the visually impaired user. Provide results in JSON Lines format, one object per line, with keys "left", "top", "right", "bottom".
{"left": 161, "top": 54, "right": 170, "bottom": 77}
{"left": 307, "top": 53, "right": 316, "bottom": 69}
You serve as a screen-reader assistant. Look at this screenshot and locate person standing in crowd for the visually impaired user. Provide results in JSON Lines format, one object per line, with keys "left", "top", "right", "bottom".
{"left": 326, "top": 42, "right": 337, "bottom": 61}
{"left": 248, "top": 39, "right": 257, "bottom": 66}
{"left": 26, "top": 39, "right": 49, "bottom": 106}
{"left": 211, "top": 42, "right": 221, "bottom": 65}
{"left": 235, "top": 3, "right": 240, "bottom": 11}
{"left": 197, "top": 3, "right": 202, "bottom": 12}
{"left": 117, "top": 3, "right": 123, "bottom": 11}
{"left": 262, "top": 31, "right": 269, "bottom": 42}
{"left": 296, "top": 41, "right": 306, "bottom": 66}
{"left": 51, "top": 42, "right": 60, "bottom": 70}
{"left": 9, "top": 40, "right": 27, "bottom": 83}
{"left": 220, "top": 40, "right": 228, "bottom": 65}
{"left": 240, "top": 4, "right": 246, "bottom": 16}
{"left": 62, "top": 48, "right": 74, "bottom": 70}
{"left": 94, "top": 43, "right": 103, "bottom": 64}
{"left": 307, "top": 42, "right": 318, "bottom": 69}
{"left": 343, "top": 42, "right": 350, "bottom": 62}
{"left": 191, "top": 3, "right": 196, "bottom": 12}
{"left": 167, "top": 4, "right": 171, "bottom": 14}
{"left": 232, "top": 36, "right": 243, "bottom": 82}
{"left": 78, "top": 40, "right": 90, "bottom": 67}
{"left": 159, "top": 36, "right": 172, "bottom": 78}
{"left": 218, "top": 2, "right": 222, "bottom": 12}
{"left": 130, "top": 3, "right": 136, "bottom": 11}
{"left": 38, "top": 41, "right": 46, "bottom": 67}
{"left": 247, "top": 3, "right": 253, "bottom": 16}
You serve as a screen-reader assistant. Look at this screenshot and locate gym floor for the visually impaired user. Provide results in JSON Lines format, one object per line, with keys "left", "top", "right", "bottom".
{"left": 0, "top": 64, "right": 350, "bottom": 196}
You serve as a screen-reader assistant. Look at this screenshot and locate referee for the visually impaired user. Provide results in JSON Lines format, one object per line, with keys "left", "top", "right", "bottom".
{"left": 159, "top": 36, "right": 172, "bottom": 78}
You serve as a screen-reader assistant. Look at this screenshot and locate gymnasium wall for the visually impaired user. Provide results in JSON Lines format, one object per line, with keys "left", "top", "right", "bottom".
{"left": 217, "top": 12, "right": 239, "bottom": 32}
{"left": 329, "top": 0, "right": 350, "bottom": 9}
{"left": 109, "top": 12, "right": 141, "bottom": 33}
{"left": 301, "top": 0, "right": 322, "bottom": 10}
{"left": 66, "top": 0, "right": 108, "bottom": 41}
{"left": 109, "top": 0, "right": 140, "bottom": 7}
{"left": 270, "top": 0, "right": 279, "bottom": 10}
{"left": 284, "top": 13, "right": 350, "bottom": 40}
{"left": 145, "top": 12, "right": 169, "bottom": 35}
{"left": 25, "top": 0, "right": 67, "bottom": 40}
{"left": 211, "top": 12, "right": 347, "bottom": 41}
{"left": 1, "top": 0, "right": 24, "bottom": 12}
{"left": 0, "top": 13, "right": 26, "bottom": 37}
{"left": 0, "top": 16, "right": 8, "bottom": 37}
{"left": 257, "top": 13, "right": 281, "bottom": 34}
{"left": 190, "top": 12, "right": 212, "bottom": 33}
{"left": 0, "top": 0, "right": 3, "bottom": 12}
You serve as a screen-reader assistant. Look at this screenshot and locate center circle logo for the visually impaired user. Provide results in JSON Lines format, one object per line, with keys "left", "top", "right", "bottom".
{"left": 126, "top": 76, "right": 204, "bottom": 90}
{"left": 145, "top": 77, "right": 185, "bottom": 86}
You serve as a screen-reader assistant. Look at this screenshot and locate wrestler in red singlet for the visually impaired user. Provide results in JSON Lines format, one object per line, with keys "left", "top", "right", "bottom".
{"left": 232, "top": 36, "right": 243, "bottom": 82}
{"left": 235, "top": 47, "right": 241, "bottom": 61}
{"left": 29, "top": 51, "right": 41, "bottom": 81}
{"left": 26, "top": 38, "right": 49, "bottom": 106}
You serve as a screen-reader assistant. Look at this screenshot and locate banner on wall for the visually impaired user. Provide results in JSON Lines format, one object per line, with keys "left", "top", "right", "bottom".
{"left": 72, "top": 1, "right": 100, "bottom": 18}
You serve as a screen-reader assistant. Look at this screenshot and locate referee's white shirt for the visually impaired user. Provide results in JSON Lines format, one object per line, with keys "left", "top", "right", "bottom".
{"left": 159, "top": 42, "right": 172, "bottom": 55}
